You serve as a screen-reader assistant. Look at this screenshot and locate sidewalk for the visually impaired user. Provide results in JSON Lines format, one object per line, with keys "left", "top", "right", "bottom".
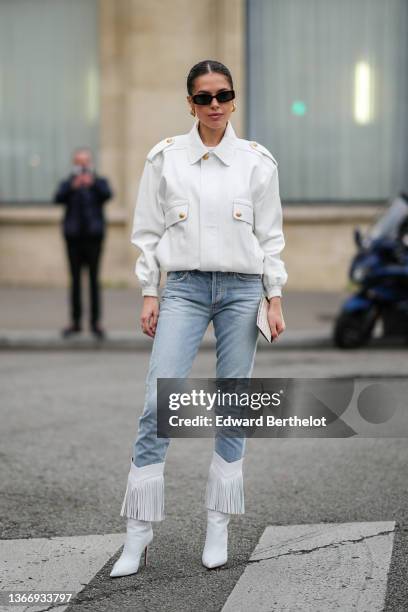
{"left": 0, "top": 286, "right": 347, "bottom": 350}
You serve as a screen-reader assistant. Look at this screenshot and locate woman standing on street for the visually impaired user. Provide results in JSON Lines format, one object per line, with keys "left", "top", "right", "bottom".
{"left": 110, "top": 59, "right": 288, "bottom": 577}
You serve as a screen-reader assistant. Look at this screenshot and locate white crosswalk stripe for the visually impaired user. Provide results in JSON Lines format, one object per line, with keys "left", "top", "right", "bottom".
{"left": 0, "top": 534, "right": 124, "bottom": 612}
{"left": 0, "top": 522, "right": 396, "bottom": 612}
{"left": 222, "top": 521, "right": 396, "bottom": 612}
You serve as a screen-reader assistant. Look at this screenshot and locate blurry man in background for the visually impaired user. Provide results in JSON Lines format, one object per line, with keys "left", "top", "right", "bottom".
{"left": 54, "top": 147, "right": 113, "bottom": 339}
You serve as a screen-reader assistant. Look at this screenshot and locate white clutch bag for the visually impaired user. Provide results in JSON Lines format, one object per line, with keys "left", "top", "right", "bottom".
{"left": 257, "top": 296, "right": 273, "bottom": 343}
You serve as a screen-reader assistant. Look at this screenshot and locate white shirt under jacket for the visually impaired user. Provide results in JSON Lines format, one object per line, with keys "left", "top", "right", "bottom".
{"left": 130, "top": 119, "right": 288, "bottom": 298}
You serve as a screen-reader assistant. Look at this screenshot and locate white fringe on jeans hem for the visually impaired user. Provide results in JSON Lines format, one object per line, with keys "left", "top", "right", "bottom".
{"left": 205, "top": 452, "right": 245, "bottom": 514}
{"left": 120, "top": 460, "right": 165, "bottom": 522}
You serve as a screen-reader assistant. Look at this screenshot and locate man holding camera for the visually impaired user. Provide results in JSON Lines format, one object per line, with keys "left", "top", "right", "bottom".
{"left": 54, "top": 147, "right": 113, "bottom": 339}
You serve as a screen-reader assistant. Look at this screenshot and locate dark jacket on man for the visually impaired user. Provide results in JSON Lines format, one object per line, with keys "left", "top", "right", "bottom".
{"left": 54, "top": 174, "right": 113, "bottom": 239}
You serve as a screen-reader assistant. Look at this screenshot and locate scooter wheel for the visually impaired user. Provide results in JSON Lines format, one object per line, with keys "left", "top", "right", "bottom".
{"left": 333, "top": 309, "right": 377, "bottom": 349}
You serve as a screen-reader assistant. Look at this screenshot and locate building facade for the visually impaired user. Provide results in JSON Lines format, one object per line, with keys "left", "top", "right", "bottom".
{"left": 1, "top": 0, "right": 407, "bottom": 290}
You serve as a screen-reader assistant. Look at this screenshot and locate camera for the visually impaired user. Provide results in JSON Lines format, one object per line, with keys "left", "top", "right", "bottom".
{"left": 72, "top": 165, "right": 95, "bottom": 176}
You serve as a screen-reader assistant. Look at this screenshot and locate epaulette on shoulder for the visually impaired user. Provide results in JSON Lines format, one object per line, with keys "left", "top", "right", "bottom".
{"left": 246, "top": 140, "right": 278, "bottom": 167}
{"left": 146, "top": 136, "right": 177, "bottom": 162}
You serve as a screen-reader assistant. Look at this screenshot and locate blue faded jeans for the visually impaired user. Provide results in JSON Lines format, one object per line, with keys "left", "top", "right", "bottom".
{"left": 132, "top": 270, "right": 263, "bottom": 467}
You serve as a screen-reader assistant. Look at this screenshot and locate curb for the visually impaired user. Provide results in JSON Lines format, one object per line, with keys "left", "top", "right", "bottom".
{"left": 0, "top": 329, "right": 334, "bottom": 351}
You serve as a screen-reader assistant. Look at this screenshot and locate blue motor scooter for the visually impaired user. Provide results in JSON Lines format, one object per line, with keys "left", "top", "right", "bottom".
{"left": 333, "top": 193, "right": 408, "bottom": 348}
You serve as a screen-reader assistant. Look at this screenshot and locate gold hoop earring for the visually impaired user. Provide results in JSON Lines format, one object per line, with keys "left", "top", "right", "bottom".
{"left": 190, "top": 108, "right": 196, "bottom": 117}
{"left": 232, "top": 102, "right": 236, "bottom": 112}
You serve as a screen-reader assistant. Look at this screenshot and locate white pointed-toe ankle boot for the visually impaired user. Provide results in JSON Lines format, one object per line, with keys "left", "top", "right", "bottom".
{"left": 110, "top": 518, "right": 153, "bottom": 578}
{"left": 202, "top": 452, "right": 245, "bottom": 569}
{"left": 202, "top": 509, "right": 230, "bottom": 569}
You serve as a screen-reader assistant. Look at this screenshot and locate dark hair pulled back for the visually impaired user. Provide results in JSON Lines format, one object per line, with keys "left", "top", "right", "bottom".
{"left": 186, "top": 60, "right": 234, "bottom": 95}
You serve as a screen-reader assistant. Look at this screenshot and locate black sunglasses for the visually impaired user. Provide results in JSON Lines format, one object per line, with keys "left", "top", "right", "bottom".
{"left": 191, "top": 89, "right": 235, "bottom": 106}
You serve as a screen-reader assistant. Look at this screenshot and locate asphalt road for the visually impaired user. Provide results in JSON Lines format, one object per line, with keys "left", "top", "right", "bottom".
{"left": 1, "top": 347, "right": 407, "bottom": 611}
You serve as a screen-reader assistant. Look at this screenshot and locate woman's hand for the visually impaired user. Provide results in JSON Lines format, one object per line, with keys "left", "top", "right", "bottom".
{"left": 140, "top": 296, "right": 160, "bottom": 338}
{"left": 267, "top": 296, "right": 286, "bottom": 341}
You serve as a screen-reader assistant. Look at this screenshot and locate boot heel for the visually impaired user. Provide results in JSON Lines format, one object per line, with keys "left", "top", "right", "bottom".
{"left": 144, "top": 545, "right": 148, "bottom": 566}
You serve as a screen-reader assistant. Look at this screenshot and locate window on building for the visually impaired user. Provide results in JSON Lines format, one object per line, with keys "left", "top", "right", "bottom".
{"left": 246, "top": 0, "right": 408, "bottom": 203}
{"left": 0, "top": 0, "right": 99, "bottom": 203}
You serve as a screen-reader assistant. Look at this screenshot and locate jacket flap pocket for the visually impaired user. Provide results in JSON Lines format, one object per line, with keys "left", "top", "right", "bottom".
{"left": 165, "top": 202, "right": 189, "bottom": 228}
{"left": 233, "top": 200, "right": 253, "bottom": 225}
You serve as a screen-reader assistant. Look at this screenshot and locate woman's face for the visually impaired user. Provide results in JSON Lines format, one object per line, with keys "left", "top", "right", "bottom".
{"left": 187, "top": 72, "right": 234, "bottom": 130}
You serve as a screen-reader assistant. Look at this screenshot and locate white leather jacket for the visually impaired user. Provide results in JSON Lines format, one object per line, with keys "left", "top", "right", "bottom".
{"left": 131, "top": 119, "right": 288, "bottom": 298}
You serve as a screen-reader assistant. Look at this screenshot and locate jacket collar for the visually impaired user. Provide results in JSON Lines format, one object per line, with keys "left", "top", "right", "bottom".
{"left": 187, "top": 119, "right": 237, "bottom": 166}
